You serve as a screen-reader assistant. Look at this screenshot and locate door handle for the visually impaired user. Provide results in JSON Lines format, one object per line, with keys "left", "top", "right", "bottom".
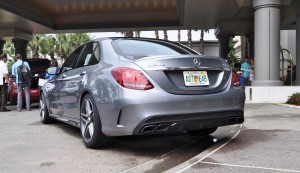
{"left": 80, "top": 72, "right": 86, "bottom": 76}
{"left": 61, "top": 74, "right": 67, "bottom": 79}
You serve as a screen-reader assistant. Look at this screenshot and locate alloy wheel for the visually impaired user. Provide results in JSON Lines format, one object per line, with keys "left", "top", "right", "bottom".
{"left": 39, "top": 97, "right": 45, "bottom": 121}
{"left": 80, "top": 98, "right": 95, "bottom": 142}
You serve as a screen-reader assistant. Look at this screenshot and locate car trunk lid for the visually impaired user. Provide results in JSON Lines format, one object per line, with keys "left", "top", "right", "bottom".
{"left": 133, "top": 55, "right": 231, "bottom": 95}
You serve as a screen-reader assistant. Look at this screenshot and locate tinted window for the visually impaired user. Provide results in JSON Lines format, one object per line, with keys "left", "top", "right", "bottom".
{"left": 76, "top": 42, "right": 100, "bottom": 68}
{"left": 112, "top": 40, "right": 196, "bottom": 59}
{"left": 61, "top": 46, "right": 83, "bottom": 73}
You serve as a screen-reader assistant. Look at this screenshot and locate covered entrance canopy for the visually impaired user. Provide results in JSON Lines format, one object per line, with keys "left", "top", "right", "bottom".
{"left": 0, "top": 0, "right": 299, "bottom": 86}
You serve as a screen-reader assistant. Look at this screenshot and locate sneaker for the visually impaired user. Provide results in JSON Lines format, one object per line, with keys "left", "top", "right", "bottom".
{"left": 16, "top": 109, "right": 21, "bottom": 112}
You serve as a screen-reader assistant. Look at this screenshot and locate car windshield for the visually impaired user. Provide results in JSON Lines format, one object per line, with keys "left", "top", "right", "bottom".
{"left": 112, "top": 39, "right": 197, "bottom": 60}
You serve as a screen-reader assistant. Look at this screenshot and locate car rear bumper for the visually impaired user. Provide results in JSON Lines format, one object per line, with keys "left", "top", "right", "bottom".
{"left": 10, "top": 88, "right": 40, "bottom": 102}
{"left": 132, "top": 110, "right": 244, "bottom": 135}
{"left": 98, "top": 85, "right": 245, "bottom": 137}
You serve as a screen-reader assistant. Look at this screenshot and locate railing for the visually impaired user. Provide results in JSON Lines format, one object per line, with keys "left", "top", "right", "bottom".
{"left": 280, "top": 48, "right": 294, "bottom": 86}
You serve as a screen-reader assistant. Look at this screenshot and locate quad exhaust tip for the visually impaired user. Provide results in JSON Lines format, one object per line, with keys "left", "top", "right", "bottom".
{"left": 140, "top": 123, "right": 171, "bottom": 134}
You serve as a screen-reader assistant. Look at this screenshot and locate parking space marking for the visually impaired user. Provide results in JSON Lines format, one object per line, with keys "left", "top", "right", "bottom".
{"left": 176, "top": 124, "right": 243, "bottom": 173}
{"left": 200, "top": 161, "right": 300, "bottom": 172}
{"left": 120, "top": 137, "right": 201, "bottom": 173}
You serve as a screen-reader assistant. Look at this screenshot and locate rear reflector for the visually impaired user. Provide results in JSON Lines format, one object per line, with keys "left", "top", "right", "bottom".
{"left": 232, "top": 70, "right": 241, "bottom": 87}
{"left": 111, "top": 67, "right": 154, "bottom": 90}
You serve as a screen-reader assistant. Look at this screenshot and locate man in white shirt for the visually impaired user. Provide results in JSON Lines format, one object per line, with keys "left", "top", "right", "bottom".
{"left": 0, "top": 54, "right": 11, "bottom": 112}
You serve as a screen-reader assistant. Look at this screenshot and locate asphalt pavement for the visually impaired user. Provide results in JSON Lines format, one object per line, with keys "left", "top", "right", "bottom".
{"left": 0, "top": 103, "right": 299, "bottom": 173}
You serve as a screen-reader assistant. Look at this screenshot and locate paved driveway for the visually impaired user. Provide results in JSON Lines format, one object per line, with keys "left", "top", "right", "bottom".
{"left": 0, "top": 103, "right": 299, "bottom": 173}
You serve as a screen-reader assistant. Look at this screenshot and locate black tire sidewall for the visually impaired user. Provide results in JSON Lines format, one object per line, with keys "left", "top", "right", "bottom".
{"left": 80, "top": 94, "right": 108, "bottom": 148}
{"left": 40, "top": 94, "right": 51, "bottom": 124}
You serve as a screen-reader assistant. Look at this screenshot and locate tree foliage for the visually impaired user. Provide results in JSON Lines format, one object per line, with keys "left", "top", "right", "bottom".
{"left": 3, "top": 33, "right": 91, "bottom": 75}
{"left": 4, "top": 33, "right": 90, "bottom": 60}
{"left": 228, "top": 36, "right": 237, "bottom": 68}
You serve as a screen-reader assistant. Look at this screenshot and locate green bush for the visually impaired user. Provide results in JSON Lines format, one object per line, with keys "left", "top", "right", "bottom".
{"left": 286, "top": 92, "right": 300, "bottom": 106}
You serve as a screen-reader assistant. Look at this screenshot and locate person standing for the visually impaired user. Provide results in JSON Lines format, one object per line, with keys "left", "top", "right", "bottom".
{"left": 0, "top": 54, "right": 11, "bottom": 112}
{"left": 45, "top": 58, "right": 59, "bottom": 81}
{"left": 241, "top": 56, "right": 251, "bottom": 86}
{"left": 12, "top": 54, "right": 31, "bottom": 111}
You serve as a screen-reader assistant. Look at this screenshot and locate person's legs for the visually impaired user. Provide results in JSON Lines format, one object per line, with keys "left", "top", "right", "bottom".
{"left": 17, "top": 84, "right": 23, "bottom": 111}
{"left": 24, "top": 82, "right": 31, "bottom": 110}
{"left": 0, "top": 83, "right": 9, "bottom": 111}
{"left": 0, "top": 85, "right": 3, "bottom": 110}
{"left": 243, "top": 77, "right": 250, "bottom": 86}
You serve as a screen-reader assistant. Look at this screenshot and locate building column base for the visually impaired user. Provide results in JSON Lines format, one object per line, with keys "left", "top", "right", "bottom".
{"left": 251, "top": 80, "right": 282, "bottom": 86}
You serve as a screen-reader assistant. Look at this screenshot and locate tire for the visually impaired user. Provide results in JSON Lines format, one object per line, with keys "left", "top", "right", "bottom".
{"left": 80, "top": 94, "right": 110, "bottom": 148}
{"left": 39, "top": 94, "right": 54, "bottom": 124}
{"left": 187, "top": 127, "right": 218, "bottom": 136}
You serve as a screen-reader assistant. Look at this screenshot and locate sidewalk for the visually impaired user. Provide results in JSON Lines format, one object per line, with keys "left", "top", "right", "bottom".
{"left": 167, "top": 103, "right": 300, "bottom": 173}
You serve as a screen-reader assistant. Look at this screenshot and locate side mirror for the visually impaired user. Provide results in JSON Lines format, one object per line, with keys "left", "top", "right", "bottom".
{"left": 46, "top": 67, "right": 59, "bottom": 75}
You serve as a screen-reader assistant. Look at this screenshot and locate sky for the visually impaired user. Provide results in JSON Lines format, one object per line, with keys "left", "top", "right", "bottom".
{"left": 89, "top": 29, "right": 217, "bottom": 41}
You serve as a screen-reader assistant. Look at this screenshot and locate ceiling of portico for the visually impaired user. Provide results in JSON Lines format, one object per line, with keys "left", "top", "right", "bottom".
{"left": 0, "top": 0, "right": 297, "bottom": 39}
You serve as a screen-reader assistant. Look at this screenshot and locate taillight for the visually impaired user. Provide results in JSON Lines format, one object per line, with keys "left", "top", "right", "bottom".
{"left": 111, "top": 67, "right": 154, "bottom": 90}
{"left": 232, "top": 70, "right": 241, "bottom": 87}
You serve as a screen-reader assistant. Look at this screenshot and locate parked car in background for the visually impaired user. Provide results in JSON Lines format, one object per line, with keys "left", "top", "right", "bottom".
{"left": 8, "top": 59, "right": 50, "bottom": 105}
{"left": 40, "top": 37, "right": 245, "bottom": 148}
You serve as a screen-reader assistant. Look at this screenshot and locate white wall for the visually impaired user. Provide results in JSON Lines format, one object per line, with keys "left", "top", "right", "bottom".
{"left": 245, "top": 86, "right": 300, "bottom": 103}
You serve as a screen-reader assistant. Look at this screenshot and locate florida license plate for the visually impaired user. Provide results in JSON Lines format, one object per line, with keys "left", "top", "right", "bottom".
{"left": 183, "top": 71, "right": 210, "bottom": 86}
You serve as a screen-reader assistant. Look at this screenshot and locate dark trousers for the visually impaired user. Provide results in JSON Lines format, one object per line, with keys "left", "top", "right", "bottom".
{"left": 0, "top": 82, "right": 8, "bottom": 109}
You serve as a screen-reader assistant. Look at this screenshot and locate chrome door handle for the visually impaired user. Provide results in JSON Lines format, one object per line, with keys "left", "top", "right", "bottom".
{"left": 80, "top": 72, "right": 86, "bottom": 76}
{"left": 62, "top": 75, "right": 67, "bottom": 79}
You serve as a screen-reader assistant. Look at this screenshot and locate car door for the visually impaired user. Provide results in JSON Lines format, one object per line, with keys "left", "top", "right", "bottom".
{"left": 47, "top": 45, "right": 84, "bottom": 116}
{"left": 62, "top": 42, "right": 100, "bottom": 120}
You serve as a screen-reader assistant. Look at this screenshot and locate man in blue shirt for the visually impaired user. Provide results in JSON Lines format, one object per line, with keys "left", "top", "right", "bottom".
{"left": 12, "top": 54, "right": 31, "bottom": 111}
{"left": 241, "top": 56, "right": 251, "bottom": 86}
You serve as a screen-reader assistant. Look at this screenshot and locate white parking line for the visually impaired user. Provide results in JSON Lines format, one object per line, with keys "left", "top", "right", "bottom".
{"left": 176, "top": 124, "right": 243, "bottom": 173}
{"left": 119, "top": 137, "right": 201, "bottom": 173}
{"left": 200, "top": 161, "right": 300, "bottom": 173}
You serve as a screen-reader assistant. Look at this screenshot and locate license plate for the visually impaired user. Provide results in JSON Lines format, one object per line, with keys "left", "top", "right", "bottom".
{"left": 183, "top": 71, "right": 210, "bottom": 86}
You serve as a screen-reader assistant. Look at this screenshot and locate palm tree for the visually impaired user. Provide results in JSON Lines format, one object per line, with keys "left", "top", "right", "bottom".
{"left": 163, "top": 30, "right": 168, "bottom": 40}
{"left": 177, "top": 30, "right": 181, "bottom": 43}
{"left": 55, "top": 33, "right": 90, "bottom": 60}
{"left": 187, "top": 30, "right": 192, "bottom": 48}
{"left": 3, "top": 41, "right": 15, "bottom": 57}
{"left": 228, "top": 36, "right": 237, "bottom": 68}
{"left": 155, "top": 30, "right": 159, "bottom": 39}
{"left": 29, "top": 34, "right": 44, "bottom": 59}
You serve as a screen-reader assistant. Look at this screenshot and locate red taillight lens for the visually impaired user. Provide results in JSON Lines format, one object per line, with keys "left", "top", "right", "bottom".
{"left": 111, "top": 67, "right": 154, "bottom": 90}
{"left": 232, "top": 70, "right": 241, "bottom": 87}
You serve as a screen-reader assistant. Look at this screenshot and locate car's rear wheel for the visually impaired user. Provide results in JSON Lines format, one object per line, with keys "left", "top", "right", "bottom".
{"left": 39, "top": 94, "right": 54, "bottom": 124}
{"left": 80, "top": 94, "right": 109, "bottom": 148}
{"left": 187, "top": 127, "right": 218, "bottom": 136}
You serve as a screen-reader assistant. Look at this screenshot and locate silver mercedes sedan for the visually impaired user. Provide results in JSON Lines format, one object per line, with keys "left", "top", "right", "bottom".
{"left": 40, "top": 37, "right": 245, "bottom": 148}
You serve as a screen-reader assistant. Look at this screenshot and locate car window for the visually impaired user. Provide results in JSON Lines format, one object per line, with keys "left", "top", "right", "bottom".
{"left": 76, "top": 42, "right": 100, "bottom": 68}
{"left": 61, "top": 45, "right": 83, "bottom": 73}
{"left": 112, "top": 39, "right": 197, "bottom": 60}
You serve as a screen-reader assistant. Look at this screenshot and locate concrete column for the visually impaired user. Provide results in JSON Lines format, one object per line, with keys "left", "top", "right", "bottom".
{"left": 292, "top": 0, "right": 300, "bottom": 85}
{"left": 216, "top": 33, "right": 234, "bottom": 59}
{"left": 252, "top": 0, "right": 281, "bottom": 86}
{"left": 12, "top": 38, "right": 29, "bottom": 59}
{"left": 0, "top": 40, "right": 5, "bottom": 55}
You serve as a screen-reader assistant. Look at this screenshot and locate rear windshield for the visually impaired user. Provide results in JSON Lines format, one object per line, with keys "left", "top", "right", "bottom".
{"left": 112, "top": 39, "right": 197, "bottom": 60}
